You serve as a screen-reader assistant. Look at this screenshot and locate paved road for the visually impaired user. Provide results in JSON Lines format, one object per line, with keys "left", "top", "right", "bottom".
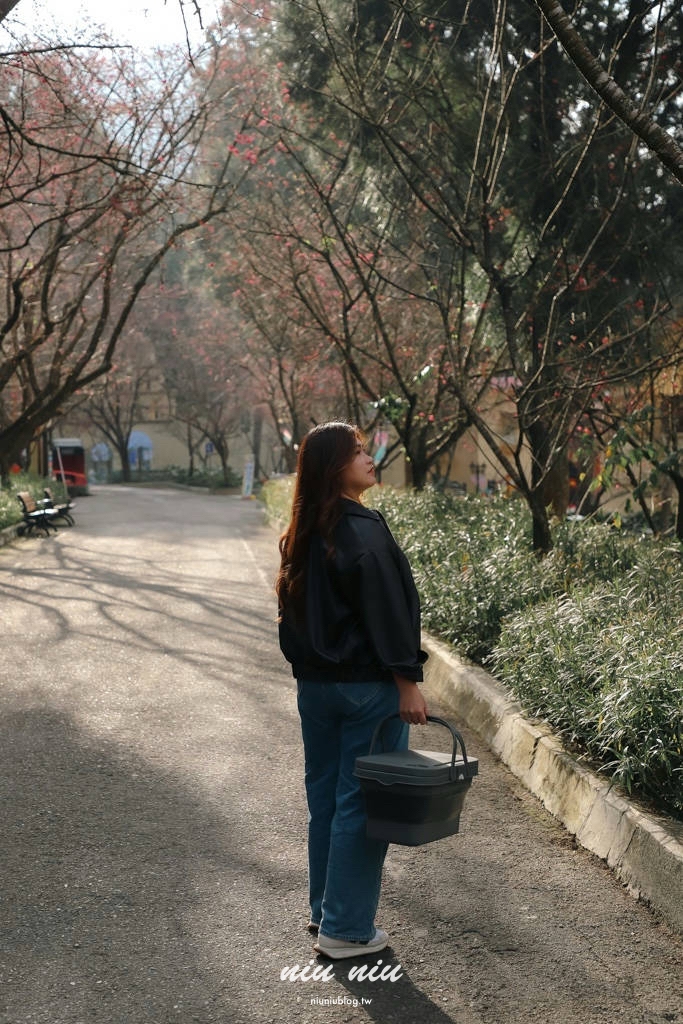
{"left": 1, "top": 486, "right": 681, "bottom": 1024}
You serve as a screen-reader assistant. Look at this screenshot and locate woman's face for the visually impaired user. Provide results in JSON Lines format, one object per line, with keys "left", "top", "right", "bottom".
{"left": 340, "top": 438, "right": 376, "bottom": 499}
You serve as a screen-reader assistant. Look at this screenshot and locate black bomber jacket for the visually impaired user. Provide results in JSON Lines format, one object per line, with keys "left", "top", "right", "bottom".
{"left": 278, "top": 497, "right": 428, "bottom": 683}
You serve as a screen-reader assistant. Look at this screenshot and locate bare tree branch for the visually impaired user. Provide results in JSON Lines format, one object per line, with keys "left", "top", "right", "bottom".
{"left": 533, "top": 0, "right": 683, "bottom": 184}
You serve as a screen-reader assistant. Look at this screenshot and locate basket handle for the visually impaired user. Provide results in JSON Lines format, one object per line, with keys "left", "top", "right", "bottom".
{"left": 368, "top": 714, "right": 470, "bottom": 780}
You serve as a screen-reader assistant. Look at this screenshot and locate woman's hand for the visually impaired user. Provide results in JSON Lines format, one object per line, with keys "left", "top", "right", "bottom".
{"left": 393, "top": 675, "right": 428, "bottom": 725}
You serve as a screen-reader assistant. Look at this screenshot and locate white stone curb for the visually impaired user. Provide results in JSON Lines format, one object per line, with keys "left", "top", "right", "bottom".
{"left": 422, "top": 633, "right": 683, "bottom": 935}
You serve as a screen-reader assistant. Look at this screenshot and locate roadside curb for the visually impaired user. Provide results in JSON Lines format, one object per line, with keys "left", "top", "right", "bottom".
{"left": 100, "top": 482, "right": 212, "bottom": 494}
{"left": 422, "top": 633, "right": 683, "bottom": 935}
{"left": 102, "top": 482, "right": 244, "bottom": 495}
{"left": 0, "top": 524, "right": 21, "bottom": 549}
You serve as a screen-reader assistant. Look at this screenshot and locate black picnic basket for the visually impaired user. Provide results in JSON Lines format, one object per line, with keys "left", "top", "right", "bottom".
{"left": 353, "top": 715, "right": 478, "bottom": 846}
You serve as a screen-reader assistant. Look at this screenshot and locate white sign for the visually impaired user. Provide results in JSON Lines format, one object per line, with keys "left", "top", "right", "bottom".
{"left": 242, "top": 457, "right": 255, "bottom": 498}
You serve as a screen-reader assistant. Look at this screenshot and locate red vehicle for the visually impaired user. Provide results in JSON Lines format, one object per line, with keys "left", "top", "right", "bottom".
{"left": 52, "top": 438, "right": 89, "bottom": 495}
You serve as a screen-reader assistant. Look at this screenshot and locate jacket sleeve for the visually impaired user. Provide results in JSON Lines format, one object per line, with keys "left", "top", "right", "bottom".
{"left": 352, "top": 546, "right": 425, "bottom": 681}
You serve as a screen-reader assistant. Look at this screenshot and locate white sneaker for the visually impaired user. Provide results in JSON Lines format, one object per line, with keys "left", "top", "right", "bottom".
{"left": 314, "top": 928, "right": 389, "bottom": 960}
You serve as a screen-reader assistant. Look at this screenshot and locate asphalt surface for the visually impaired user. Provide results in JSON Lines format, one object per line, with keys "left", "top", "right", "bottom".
{"left": 0, "top": 485, "right": 681, "bottom": 1024}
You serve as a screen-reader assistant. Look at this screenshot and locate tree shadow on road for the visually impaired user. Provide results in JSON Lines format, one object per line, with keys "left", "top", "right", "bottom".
{"left": 0, "top": 705, "right": 307, "bottom": 1024}
{"left": 0, "top": 538, "right": 277, "bottom": 678}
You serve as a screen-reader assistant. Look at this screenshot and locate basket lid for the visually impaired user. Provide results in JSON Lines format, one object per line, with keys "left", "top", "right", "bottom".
{"left": 354, "top": 747, "right": 478, "bottom": 786}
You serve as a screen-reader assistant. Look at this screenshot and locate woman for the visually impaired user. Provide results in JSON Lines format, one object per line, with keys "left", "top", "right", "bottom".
{"left": 277, "top": 421, "right": 428, "bottom": 960}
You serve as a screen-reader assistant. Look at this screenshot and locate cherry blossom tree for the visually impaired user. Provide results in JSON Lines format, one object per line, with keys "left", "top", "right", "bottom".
{"left": 214, "top": 121, "right": 484, "bottom": 489}
{"left": 150, "top": 277, "right": 257, "bottom": 486}
{"left": 0, "top": 0, "right": 202, "bottom": 35}
{"left": 0, "top": 25, "right": 266, "bottom": 483}
{"left": 264, "top": 0, "right": 682, "bottom": 550}
{"left": 76, "top": 325, "right": 157, "bottom": 483}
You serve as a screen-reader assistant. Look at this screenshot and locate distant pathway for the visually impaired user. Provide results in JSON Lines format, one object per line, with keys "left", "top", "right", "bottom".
{"left": 0, "top": 486, "right": 680, "bottom": 1024}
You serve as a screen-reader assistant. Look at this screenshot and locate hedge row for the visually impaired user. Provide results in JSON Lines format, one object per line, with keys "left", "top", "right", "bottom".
{"left": 262, "top": 479, "right": 682, "bottom": 818}
{"left": 109, "top": 466, "right": 243, "bottom": 488}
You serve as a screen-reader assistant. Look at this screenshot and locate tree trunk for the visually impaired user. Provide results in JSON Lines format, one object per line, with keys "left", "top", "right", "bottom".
{"left": 252, "top": 407, "right": 264, "bottom": 481}
{"left": 0, "top": 1, "right": 21, "bottom": 25}
{"left": 0, "top": 424, "right": 37, "bottom": 485}
{"left": 215, "top": 441, "right": 231, "bottom": 486}
{"left": 0, "top": 453, "right": 12, "bottom": 489}
{"left": 623, "top": 463, "right": 659, "bottom": 535}
{"left": 404, "top": 429, "right": 430, "bottom": 491}
{"left": 283, "top": 445, "right": 297, "bottom": 472}
{"left": 541, "top": 447, "right": 570, "bottom": 520}
{"left": 410, "top": 459, "right": 429, "bottom": 491}
{"left": 529, "top": 492, "right": 554, "bottom": 555}
{"left": 526, "top": 418, "right": 562, "bottom": 550}
{"left": 670, "top": 472, "right": 683, "bottom": 542}
{"left": 119, "top": 446, "right": 132, "bottom": 483}
{"left": 187, "top": 423, "right": 195, "bottom": 478}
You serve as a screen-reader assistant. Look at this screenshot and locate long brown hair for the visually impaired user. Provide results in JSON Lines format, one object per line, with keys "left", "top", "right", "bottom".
{"left": 276, "top": 421, "right": 365, "bottom": 621}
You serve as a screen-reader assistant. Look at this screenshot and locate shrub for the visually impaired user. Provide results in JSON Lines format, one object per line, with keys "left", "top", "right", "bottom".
{"left": 372, "top": 488, "right": 553, "bottom": 660}
{"left": 110, "top": 465, "right": 242, "bottom": 488}
{"left": 490, "top": 553, "right": 683, "bottom": 817}
{"left": 261, "top": 475, "right": 295, "bottom": 528}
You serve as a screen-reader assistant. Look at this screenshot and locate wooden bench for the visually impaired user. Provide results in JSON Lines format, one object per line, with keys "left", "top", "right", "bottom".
{"left": 16, "top": 491, "right": 60, "bottom": 537}
{"left": 41, "top": 487, "right": 75, "bottom": 526}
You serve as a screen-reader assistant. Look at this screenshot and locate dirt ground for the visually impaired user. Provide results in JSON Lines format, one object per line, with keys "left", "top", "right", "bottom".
{"left": 0, "top": 486, "right": 681, "bottom": 1024}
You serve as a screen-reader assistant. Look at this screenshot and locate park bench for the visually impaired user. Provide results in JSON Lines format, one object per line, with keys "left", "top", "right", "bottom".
{"left": 40, "top": 487, "right": 75, "bottom": 526}
{"left": 16, "top": 491, "right": 60, "bottom": 537}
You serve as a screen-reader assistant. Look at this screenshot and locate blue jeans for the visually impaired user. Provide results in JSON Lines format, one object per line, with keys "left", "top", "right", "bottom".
{"left": 296, "top": 680, "right": 408, "bottom": 942}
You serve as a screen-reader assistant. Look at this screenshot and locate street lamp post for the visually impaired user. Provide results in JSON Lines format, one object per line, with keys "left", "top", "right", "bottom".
{"left": 469, "top": 462, "right": 485, "bottom": 494}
